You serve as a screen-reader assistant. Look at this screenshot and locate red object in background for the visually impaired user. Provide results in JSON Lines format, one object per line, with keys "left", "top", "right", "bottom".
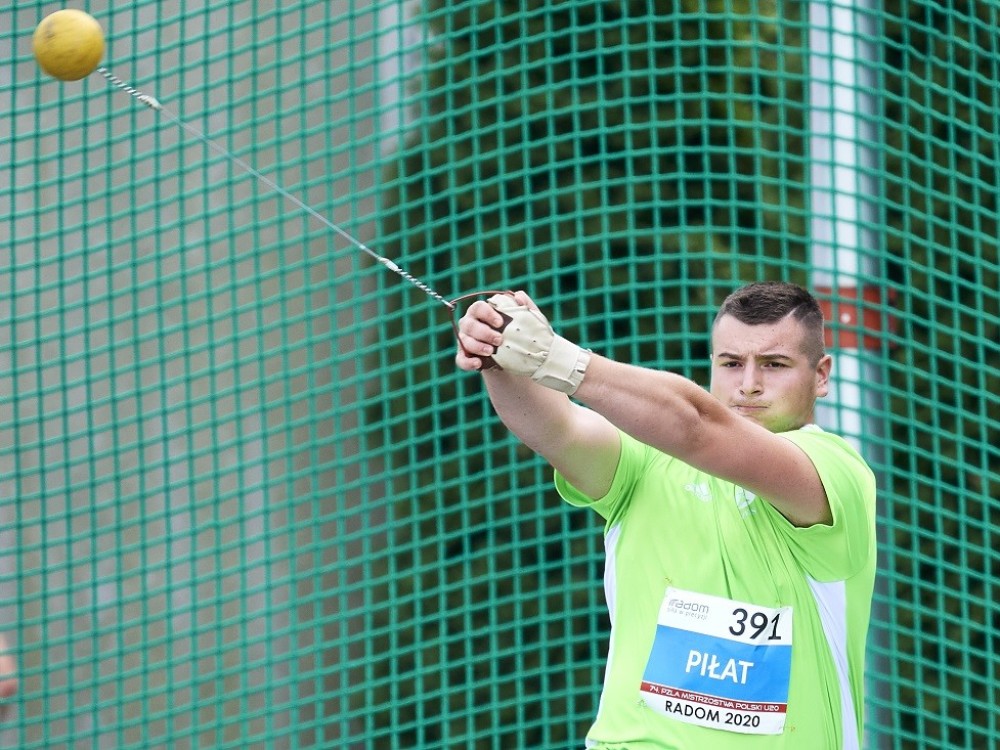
{"left": 815, "top": 285, "right": 898, "bottom": 350}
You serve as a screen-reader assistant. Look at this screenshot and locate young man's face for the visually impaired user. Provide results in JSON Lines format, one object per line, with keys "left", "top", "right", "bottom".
{"left": 709, "top": 313, "right": 831, "bottom": 433}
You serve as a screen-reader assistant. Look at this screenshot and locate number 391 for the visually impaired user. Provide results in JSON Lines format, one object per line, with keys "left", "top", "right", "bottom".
{"left": 729, "top": 608, "right": 783, "bottom": 640}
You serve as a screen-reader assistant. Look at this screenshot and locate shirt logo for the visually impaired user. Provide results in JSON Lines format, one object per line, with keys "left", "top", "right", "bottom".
{"left": 685, "top": 483, "right": 713, "bottom": 502}
{"left": 735, "top": 488, "right": 758, "bottom": 517}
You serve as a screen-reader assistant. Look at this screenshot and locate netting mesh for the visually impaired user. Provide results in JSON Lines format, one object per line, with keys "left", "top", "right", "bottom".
{"left": 2, "top": 1, "right": 998, "bottom": 748}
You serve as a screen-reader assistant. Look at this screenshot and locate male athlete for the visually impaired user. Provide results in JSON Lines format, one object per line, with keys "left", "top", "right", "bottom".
{"left": 455, "top": 282, "right": 876, "bottom": 749}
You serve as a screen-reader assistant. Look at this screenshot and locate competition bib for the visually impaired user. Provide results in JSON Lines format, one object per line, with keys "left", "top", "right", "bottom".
{"left": 639, "top": 587, "right": 793, "bottom": 735}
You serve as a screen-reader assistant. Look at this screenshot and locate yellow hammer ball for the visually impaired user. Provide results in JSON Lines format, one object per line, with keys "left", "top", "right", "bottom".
{"left": 33, "top": 9, "right": 105, "bottom": 81}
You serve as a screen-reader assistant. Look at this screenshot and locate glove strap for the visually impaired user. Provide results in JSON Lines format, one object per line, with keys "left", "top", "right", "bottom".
{"left": 531, "top": 335, "right": 592, "bottom": 395}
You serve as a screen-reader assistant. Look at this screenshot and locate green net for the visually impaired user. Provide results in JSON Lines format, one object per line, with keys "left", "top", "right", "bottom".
{"left": 2, "top": 1, "right": 998, "bottom": 747}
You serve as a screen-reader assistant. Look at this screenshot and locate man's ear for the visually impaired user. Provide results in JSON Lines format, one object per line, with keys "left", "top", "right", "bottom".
{"left": 815, "top": 354, "right": 833, "bottom": 397}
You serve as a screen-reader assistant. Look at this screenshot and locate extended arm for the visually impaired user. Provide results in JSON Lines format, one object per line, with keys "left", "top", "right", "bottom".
{"left": 574, "top": 355, "right": 831, "bottom": 526}
{"left": 456, "top": 294, "right": 621, "bottom": 499}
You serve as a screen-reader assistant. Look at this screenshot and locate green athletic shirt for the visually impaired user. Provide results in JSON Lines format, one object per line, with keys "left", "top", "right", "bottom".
{"left": 555, "top": 424, "right": 877, "bottom": 750}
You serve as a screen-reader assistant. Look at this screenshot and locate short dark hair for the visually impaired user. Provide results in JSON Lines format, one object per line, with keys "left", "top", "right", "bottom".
{"left": 713, "top": 282, "right": 826, "bottom": 363}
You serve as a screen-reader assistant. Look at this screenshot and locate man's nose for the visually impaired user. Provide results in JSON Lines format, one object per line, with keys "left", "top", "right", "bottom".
{"left": 740, "top": 365, "right": 763, "bottom": 395}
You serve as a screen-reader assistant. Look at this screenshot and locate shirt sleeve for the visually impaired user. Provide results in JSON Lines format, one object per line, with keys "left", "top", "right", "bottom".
{"left": 766, "top": 427, "right": 878, "bottom": 581}
{"left": 554, "top": 430, "right": 648, "bottom": 525}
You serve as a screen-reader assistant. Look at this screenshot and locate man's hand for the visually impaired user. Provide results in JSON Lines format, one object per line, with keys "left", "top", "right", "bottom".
{"left": 456, "top": 291, "right": 591, "bottom": 395}
{"left": 455, "top": 293, "right": 511, "bottom": 372}
{"left": 0, "top": 633, "right": 17, "bottom": 722}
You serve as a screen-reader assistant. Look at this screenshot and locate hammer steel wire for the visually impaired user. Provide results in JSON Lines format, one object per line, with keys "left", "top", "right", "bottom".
{"left": 97, "top": 66, "right": 456, "bottom": 310}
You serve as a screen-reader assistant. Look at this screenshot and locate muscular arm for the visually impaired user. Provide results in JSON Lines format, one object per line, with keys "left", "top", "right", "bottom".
{"left": 574, "top": 356, "right": 832, "bottom": 527}
{"left": 480, "top": 370, "right": 621, "bottom": 498}
{"left": 457, "top": 296, "right": 621, "bottom": 499}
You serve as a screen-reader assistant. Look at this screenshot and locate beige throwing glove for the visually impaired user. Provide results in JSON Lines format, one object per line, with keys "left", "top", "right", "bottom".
{"left": 486, "top": 294, "right": 591, "bottom": 395}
